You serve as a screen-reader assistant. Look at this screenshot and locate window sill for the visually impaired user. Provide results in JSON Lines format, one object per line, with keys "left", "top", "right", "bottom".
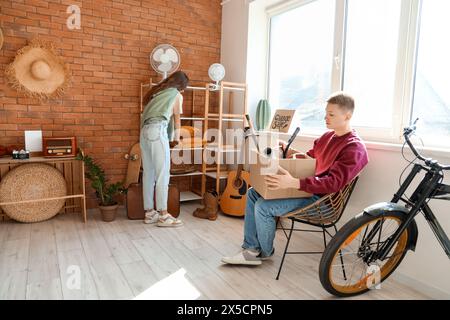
{"left": 257, "top": 130, "right": 450, "bottom": 159}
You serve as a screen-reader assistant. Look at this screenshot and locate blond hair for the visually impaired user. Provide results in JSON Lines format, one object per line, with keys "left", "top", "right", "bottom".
{"left": 327, "top": 92, "right": 355, "bottom": 114}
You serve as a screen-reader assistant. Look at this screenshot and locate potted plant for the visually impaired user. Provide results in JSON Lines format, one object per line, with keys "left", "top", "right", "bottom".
{"left": 77, "top": 151, "right": 124, "bottom": 222}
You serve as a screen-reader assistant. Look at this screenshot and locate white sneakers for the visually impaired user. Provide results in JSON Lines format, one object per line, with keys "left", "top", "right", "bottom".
{"left": 221, "top": 249, "right": 275, "bottom": 266}
{"left": 221, "top": 249, "right": 263, "bottom": 265}
{"left": 144, "top": 210, "right": 183, "bottom": 227}
{"left": 157, "top": 213, "right": 183, "bottom": 227}
{"left": 144, "top": 210, "right": 159, "bottom": 224}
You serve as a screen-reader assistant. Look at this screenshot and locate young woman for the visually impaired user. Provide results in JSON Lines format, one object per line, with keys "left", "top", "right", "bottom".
{"left": 140, "top": 71, "right": 189, "bottom": 227}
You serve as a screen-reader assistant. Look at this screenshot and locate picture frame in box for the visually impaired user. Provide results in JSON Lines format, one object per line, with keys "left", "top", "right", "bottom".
{"left": 269, "top": 109, "right": 296, "bottom": 133}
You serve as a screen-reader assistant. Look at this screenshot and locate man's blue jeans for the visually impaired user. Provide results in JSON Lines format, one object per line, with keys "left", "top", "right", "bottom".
{"left": 243, "top": 188, "right": 320, "bottom": 257}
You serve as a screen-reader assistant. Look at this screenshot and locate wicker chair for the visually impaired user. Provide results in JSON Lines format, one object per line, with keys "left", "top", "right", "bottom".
{"left": 275, "top": 176, "right": 359, "bottom": 280}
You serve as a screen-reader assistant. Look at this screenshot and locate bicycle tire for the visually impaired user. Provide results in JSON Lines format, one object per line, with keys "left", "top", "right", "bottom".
{"left": 319, "top": 211, "right": 412, "bottom": 297}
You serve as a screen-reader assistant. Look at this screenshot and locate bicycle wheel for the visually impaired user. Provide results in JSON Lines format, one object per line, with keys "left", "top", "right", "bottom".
{"left": 319, "top": 211, "right": 410, "bottom": 297}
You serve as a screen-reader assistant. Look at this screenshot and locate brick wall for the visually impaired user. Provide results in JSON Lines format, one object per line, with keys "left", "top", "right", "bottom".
{"left": 0, "top": 0, "right": 222, "bottom": 208}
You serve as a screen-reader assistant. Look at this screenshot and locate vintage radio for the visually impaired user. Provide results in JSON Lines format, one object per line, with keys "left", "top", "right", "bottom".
{"left": 43, "top": 137, "right": 77, "bottom": 157}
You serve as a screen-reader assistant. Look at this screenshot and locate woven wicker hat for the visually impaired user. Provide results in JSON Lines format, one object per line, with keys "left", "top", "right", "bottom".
{"left": 5, "top": 38, "right": 70, "bottom": 100}
{"left": 0, "top": 163, "right": 67, "bottom": 223}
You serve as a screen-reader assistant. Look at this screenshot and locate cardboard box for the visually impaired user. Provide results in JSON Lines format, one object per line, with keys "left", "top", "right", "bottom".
{"left": 249, "top": 151, "right": 316, "bottom": 200}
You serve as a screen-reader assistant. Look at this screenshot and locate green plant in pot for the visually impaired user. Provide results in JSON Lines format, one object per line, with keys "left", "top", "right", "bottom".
{"left": 77, "top": 150, "right": 124, "bottom": 222}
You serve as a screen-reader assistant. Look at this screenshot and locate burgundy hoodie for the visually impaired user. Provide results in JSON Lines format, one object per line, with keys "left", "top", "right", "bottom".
{"left": 298, "top": 130, "right": 369, "bottom": 195}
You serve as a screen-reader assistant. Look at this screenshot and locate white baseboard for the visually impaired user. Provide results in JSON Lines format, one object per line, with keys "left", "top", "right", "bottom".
{"left": 392, "top": 272, "right": 450, "bottom": 299}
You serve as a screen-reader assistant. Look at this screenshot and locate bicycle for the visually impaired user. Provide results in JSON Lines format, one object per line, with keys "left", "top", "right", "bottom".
{"left": 318, "top": 119, "right": 450, "bottom": 297}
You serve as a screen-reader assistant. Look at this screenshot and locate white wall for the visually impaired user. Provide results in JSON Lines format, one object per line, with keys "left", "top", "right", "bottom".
{"left": 221, "top": 0, "right": 273, "bottom": 122}
{"left": 221, "top": 0, "right": 450, "bottom": 298}
{"left": 220, "top": 0, "right": 250, "bottom": 132}
{"left": 220, "top": 0, "right": 250, "bottom": 84}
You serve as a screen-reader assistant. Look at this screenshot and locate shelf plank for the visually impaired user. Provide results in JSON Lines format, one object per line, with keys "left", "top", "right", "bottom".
{"left": 170, "top": 171, "right": 203, "bottom": 178}
{"left": 208, "top": 113, "right": 244, "bottom": 118}
{"left": 180, "top": 191, "right": 203, "bottom": 202}
{"left": 180, "top": 117, "right": 205, "bottom": 121}
{"left": 170, "top": 147, "right": 204, "bottom": 151}
{"left": 204, "top": 145, "right": 239, "bottom": 153}
{"left": 0, "top": 156, "right": 78, "bottom": 164}
{"left": 206, "top": 117, "right": 244, "bottom": 122}
{"left": 205, "top": 171, "right": 229, "bottom": 180}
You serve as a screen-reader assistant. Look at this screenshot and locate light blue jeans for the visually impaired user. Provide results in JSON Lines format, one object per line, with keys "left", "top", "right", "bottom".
{"left": 243, "top": 188, "right": 320, "bottom": 257}
{"left": 140, "top": 119, "right": 170, "bottom": 211}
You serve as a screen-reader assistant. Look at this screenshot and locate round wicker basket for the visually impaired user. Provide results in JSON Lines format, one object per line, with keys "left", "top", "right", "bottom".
{"left": 0, "top": 163, "right": 67, "bottom": 223}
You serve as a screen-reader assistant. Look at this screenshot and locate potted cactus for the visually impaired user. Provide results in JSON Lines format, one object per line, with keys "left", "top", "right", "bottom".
{"left": 256, "top": 99, "right": 271, "bottom": 131}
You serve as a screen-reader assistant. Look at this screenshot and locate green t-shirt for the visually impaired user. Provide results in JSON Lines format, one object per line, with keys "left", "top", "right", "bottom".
{"left": 141, "top": 87, "right": 181, "bottom": 140}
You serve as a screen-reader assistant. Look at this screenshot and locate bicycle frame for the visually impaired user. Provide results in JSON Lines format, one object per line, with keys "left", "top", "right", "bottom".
{"left": 319, "top": 120, "right": 450, "bottom": 297}
{"left": 372, "top": 162, "right": 450, "bottom": 261}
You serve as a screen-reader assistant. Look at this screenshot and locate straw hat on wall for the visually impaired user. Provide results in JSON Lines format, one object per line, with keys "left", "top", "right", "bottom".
{"left": 5, "top": 38, "right": 71, "bottom": 100}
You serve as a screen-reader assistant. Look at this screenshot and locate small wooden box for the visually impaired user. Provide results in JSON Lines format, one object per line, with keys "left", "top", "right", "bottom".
{"left": 0, "top": 157, "right": 87, "bottom": 222}
{"left": 43, "top": 137, "right": 77, "bottom": 158}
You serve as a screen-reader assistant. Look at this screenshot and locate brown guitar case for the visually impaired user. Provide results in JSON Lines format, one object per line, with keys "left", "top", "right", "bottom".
{"left": 126, "top": 183, "right": 145, "bottom": 220}
{"left": 126, "top": 183, "right": 180, "bottom": 219}
{"left": 166, "top": 184, "right": 180, "bottom": 218}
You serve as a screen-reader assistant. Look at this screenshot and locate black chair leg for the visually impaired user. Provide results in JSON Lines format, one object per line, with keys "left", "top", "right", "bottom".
{"left": 276, "top": 219, "right": 295, "bottom": 280}
{"left": 332, "top": 225, "right": 338, "bottom": 234}
{"left": 321, "top": 228, "right": 327, "bottom": 248}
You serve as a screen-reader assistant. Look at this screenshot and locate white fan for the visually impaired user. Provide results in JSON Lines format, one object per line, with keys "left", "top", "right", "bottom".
{"left": 208, "top": 63, "right": 226, "bottom": 89}
{"left": 150, "top": 44, "right": 180, "bottom": 79}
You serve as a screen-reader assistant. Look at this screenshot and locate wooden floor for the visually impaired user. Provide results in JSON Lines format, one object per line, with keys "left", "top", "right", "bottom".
{"left": 0, "top": 202, "right": 430, "bottom": 300}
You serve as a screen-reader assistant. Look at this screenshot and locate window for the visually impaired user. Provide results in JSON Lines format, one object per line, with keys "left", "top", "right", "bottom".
{"left": 412, "top": 0, "right": 450, "bottom": 148}
{"left": 343, "top": 0, "right": 402, "bottom": 129}
{"left": 268, "top": 0, "right": 336, "bottom": 134}
{"left": 266, "top": 0, "right": 450, "bottom": 149}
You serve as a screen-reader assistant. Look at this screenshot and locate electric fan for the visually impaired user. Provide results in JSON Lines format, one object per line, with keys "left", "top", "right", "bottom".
{"left": 208, "top": 63, "right": 226, "bottom": 89}
{"left": 150, "top": 44, "right": 180, "bottom": 79}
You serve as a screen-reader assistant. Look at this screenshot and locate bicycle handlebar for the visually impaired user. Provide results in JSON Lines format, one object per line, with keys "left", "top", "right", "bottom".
{"left": 403, "top": 118, "right": 450, "bottom": 170}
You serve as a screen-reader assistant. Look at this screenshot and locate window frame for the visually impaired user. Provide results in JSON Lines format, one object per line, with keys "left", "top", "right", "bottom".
{"left": 265, "top": 0, "right": 440, "bottom": 147}
{"left": 266, "top": 0, "right": 345, "bottom": 132}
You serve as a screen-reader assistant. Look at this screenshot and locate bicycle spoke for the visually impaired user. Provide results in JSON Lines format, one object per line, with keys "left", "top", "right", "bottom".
{"left": 345, "top": 259, "right": 367, "bottom": 288}
{"left": 326, "top": 214, "right": 408, "bottom": 292}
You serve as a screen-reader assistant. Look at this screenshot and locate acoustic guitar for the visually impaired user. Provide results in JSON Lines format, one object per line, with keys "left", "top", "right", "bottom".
{"left": 220, "top": 164, "right": 251, "bottom": 216}
{"left": 219, "top": 115, "right": 257, "bottom": 217}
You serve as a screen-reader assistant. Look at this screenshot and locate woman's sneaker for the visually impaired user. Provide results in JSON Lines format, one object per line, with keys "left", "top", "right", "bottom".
{"left": 143, "top": 210, "right": 159, "bottom": 224}
{"left": 157, "top": 213, "right": 183, "bottom": 227}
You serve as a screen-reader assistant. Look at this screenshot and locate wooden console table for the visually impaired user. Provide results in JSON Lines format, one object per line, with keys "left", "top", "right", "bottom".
{"left": 0, "top": 157, "right": 87, "bottom": 222}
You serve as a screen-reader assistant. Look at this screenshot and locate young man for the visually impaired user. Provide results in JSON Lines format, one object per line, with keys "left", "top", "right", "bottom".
{"left": 221, "top": 92, "right": 369, "bottom": 265}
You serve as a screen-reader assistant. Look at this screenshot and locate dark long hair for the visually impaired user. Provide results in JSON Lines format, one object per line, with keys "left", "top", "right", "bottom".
{"left": 143, "top": 71, "right": 189, "bottom": 106}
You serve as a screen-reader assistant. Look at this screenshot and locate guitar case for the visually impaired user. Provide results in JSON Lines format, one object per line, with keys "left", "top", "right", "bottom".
{"left": 126, "top": 183, "right": 145, "bottom": 220}
{"left": 126, "top": 184, "right": 180, "bottom": 219}
{"left": 166, "top": 184, "right": 180, "bottom": 218}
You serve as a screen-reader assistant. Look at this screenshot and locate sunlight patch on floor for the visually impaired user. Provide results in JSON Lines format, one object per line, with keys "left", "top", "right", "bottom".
{"left": 133, "top": 269, "right": 201, "bottom": 300}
